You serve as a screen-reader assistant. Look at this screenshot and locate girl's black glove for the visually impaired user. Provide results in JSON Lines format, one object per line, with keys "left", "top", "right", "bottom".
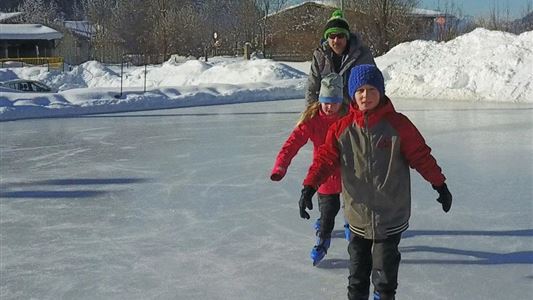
{"left": 433, "top": 183, "right": 452, "bottom": 213}
{"left": 299, "top": 186, "right": 316, "bottom": 219}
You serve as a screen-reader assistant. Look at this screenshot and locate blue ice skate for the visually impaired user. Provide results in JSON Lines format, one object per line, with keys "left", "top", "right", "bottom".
{"left": 310, "top": 238, "right": 330, "bottom": 266}
{"left": 374, "top": 291, "right": 395, "bottom": 300}
{"left": 344, "top": 222, "right": 351, "bottom": 241}
{"left": 313, "top": 218, "right": 321, "bottom": 231}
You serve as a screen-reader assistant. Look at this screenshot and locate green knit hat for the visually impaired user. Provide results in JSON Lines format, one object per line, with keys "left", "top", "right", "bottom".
{"left": 323, "top": 10, "right": 350, "bottom": 40}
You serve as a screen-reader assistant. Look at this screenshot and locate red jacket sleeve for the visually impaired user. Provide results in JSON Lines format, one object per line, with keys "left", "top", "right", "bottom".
{"left": 303, "top": 123, "right": 340, "bottom": 187}
{"left": 271, "top": 123, "right": 312, "bottom": 180}
{"left": 389, "top": 113, "right": 446, "bottom": 186}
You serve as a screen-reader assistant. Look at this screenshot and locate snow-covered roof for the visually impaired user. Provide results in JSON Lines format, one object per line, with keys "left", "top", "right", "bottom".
{"left": 410, "top": 8, "right": 446, "bottom": 17}
{"left": 268, "top": 1, "right": 338, "bottom": 18}
{"left": 272, "top": 2, "right": 445, "bottom": 19}
{"left": 63, "top": 21, "right": 95, "bottom": 38}
{"left": 0, "top": 12, "right": 23, "bottom": 22}
{"left": 0, "top": 24, "right": 63, "bottom": 40}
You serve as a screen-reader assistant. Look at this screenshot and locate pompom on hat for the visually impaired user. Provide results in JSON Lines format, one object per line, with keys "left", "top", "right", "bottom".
{"left": 323, "top": 10, "right": 350, "bottom": 40}
{"left": 319, "top": 73, "right": 343, "bottom": 103}
{"left": 348, "top": 64, "right": 385, "bottom": 99}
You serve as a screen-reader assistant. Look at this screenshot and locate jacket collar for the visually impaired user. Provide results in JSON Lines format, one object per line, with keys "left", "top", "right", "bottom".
{"left": 318, "top": 108, "right": 341, "bottom": 121}
{"left": 350, "top": 96, "right": 395, "bottom": 127}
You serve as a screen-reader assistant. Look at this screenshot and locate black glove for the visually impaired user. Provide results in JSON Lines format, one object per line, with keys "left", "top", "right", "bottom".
{"left": 433, "top": 183, "right": 452, "bottom": 213}
{"left": 299, "top": 186, "right": 316, "bottom": 219}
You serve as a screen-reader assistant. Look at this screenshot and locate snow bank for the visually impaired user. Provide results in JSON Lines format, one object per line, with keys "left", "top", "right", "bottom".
{"left": 0, "top": 57, "right": 307, "bottom": 121}
{"left": 0, "top": 29, "right": 531, "bottom": 121}
{"left": 377, "top": 28, "right": 533, "bottom": 102}
{"left": 0, "top": 57, "right": 304, "bottom": 92}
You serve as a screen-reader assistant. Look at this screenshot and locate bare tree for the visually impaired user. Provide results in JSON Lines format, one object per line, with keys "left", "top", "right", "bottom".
{"left": 522, "top": 0, "right": 533, "bottom": 16}
{"left": 147, "top": 0, "right": 179, "bottom": 61}
{"left": 200, "top": 0, "right": 261, "bottom": 56}
{"left": 84, "top": 0, "right": 121, "bottom": 62}
{"left": 474, "top": 0, "right": 518, "bottom": 32}
{"left": 235, "top": 0, "right": 262, "bottom": 51}
{"left": 256, "top": 0, "right": 288, "bottom": 55}
{"left": 17, "top": 0, "right": 60, "bottom": 25}
{"left": 433, "top": 0, "right": 469, "bottom": 41}
{"left": 346, "top": 0, "right": 420, "bottom": 55}
{"left": 171, "top": 2, "right": 205, "bottom": 57}
{"left": 71, "top": 0, "right": 86, "bottom": 21}
{"left": 111, "top": 0, "right": 150, "bottom": 55}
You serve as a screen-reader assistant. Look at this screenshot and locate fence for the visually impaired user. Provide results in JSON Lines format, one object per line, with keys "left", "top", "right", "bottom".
{"left": 0, "top": 57, "right": 64, "bottom": 71}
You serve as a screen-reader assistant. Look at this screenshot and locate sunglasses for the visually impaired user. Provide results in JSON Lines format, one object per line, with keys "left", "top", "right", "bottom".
{"left": 328, "top": 33, "right": 346, "bottom": 40}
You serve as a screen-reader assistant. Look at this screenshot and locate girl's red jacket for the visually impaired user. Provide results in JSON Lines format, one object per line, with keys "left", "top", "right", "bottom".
{"left": 271, "top": 109, "right": 342, "bottom": 195}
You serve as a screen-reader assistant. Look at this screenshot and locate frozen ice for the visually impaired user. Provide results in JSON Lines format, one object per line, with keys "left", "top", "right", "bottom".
{"left": 1, "top": 98, "right": 532, "bottom": 299}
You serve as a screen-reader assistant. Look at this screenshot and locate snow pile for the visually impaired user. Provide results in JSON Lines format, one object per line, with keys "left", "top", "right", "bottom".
{"left": 53, "top": 61, "right": 121, "bottom": 90}
{"left": 1, "top": 57, "right": 305, "bottom": 92}
{"left": 377, "top": 28, "right": 533, "bottom": 102}
{"left": 0, "top": 29, "right": 532, "bottom": 121}
{"left": 0, "top": 57, "right": 307, "bottom": 121}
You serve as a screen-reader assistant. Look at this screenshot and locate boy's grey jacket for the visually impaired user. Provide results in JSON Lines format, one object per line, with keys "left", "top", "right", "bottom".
{"left": 305, "top": 33, "right": 375, "bottom": 105}
{"left": 304, "top": 98, "right": 446, "bottom": 240}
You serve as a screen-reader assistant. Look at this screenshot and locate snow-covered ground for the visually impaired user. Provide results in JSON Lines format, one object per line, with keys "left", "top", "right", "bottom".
{"left": 1, "top": 99, "right": 532, "bottom": 299}
{"left": 0, "top": 28, "right": 532, "bottom": 121}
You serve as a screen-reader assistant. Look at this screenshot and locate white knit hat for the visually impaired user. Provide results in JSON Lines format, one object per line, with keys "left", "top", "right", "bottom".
{"left": 319, "top": 73, "right": 343, "bottom": 103}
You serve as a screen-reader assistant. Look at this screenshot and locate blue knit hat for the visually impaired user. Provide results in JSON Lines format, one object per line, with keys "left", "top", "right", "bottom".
{"left": 348, "top": 64, "right": 385, "bottom": 99}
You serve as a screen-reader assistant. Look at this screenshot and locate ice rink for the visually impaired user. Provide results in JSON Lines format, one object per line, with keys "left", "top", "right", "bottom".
{"left": 1, "top": 99, "right": 532, "bottom": 299}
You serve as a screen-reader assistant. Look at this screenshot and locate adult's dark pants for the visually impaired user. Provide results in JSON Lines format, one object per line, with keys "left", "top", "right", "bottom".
{"left": 347, "top": 233, "right": 402, "bottom": 300}
{"left": 317, "top": 193, "right": 341, "bottom": 239}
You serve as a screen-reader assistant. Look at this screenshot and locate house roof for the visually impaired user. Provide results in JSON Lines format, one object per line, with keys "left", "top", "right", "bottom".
{"left": 0, "top": 24, "right": 63, "bottom": 40}
{"left": 410, "top": 8, "right": 446, "bottom": 17}
{"left": 0, "top": 12, "right": 23, "bottom": 22}
{"left": 268, "top": 1, "right": 339, "bottom": 18}
{"left": 63, "top": 21, "right": 95, "bottom": 38}
{"left": 272, "top": 2, "right": 438, "bottom": 18}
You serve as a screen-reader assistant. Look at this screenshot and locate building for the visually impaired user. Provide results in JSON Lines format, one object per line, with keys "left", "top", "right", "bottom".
{"left": 60, "top": 21, "right": 95, "bottom": 65}
{"left": 409, "top": 8, "right": 457, "bottom": 41}
{"left": 265, "top": 2, "right": 457, "bottom": 60}
{"left": 265, "top": 2, "right": 367, "bottom": 61}
{"left": 0, "top": 11, "right": 23, "bottom": 23}
{"left": 0, "top": 23, "right": 62, "bottom": 58}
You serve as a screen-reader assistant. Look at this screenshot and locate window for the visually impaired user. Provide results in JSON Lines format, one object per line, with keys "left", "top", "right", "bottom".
{"left": 19, "top": 82, "right": 32, "bottom": 91}
{"left": 32, "top": 82, "right": 51, "bottom": 92}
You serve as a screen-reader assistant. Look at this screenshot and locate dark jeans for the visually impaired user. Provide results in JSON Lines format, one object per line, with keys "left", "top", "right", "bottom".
{"left": 347, "top": 233, "right": 402, "bottom": 300}
{"left": 317, "top": 193, "right": 341, "bottom": 239}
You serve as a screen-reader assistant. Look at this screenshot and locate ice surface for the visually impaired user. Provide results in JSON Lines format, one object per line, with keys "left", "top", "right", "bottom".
{"left": 1, "top": 98, "right": 532, "bottom": 299}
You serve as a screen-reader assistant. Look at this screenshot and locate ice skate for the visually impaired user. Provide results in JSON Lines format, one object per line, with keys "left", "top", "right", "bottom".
{"left": 310, "top": 238, "right": 330, "bottom": 266}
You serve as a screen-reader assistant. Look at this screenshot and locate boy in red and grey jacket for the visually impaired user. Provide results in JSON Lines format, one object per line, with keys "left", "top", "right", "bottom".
{"left": 271, "top": 73, "right": 348, "bottom": 266}
{"left": 299, "top": 65, "right": 453, "bottom": 300}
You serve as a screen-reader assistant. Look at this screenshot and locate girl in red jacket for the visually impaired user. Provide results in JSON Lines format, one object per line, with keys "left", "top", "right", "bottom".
{"left": 270, "top": 73, "right": 348, "bottom": 266}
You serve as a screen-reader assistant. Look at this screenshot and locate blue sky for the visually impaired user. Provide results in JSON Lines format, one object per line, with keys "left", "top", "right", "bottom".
{"left": 288, "top": 0, "right": 532, "bottom": 18}
{"left": 420, "top": 0, "right": 530, "bottom": 18}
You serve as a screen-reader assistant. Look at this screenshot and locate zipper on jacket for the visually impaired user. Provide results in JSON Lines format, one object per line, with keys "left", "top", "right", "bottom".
{"left": 340, "top": 57, "right": 356, "bottom": 75}
{"left": 364, "top": 113, "right": 376, "bottom": 241}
